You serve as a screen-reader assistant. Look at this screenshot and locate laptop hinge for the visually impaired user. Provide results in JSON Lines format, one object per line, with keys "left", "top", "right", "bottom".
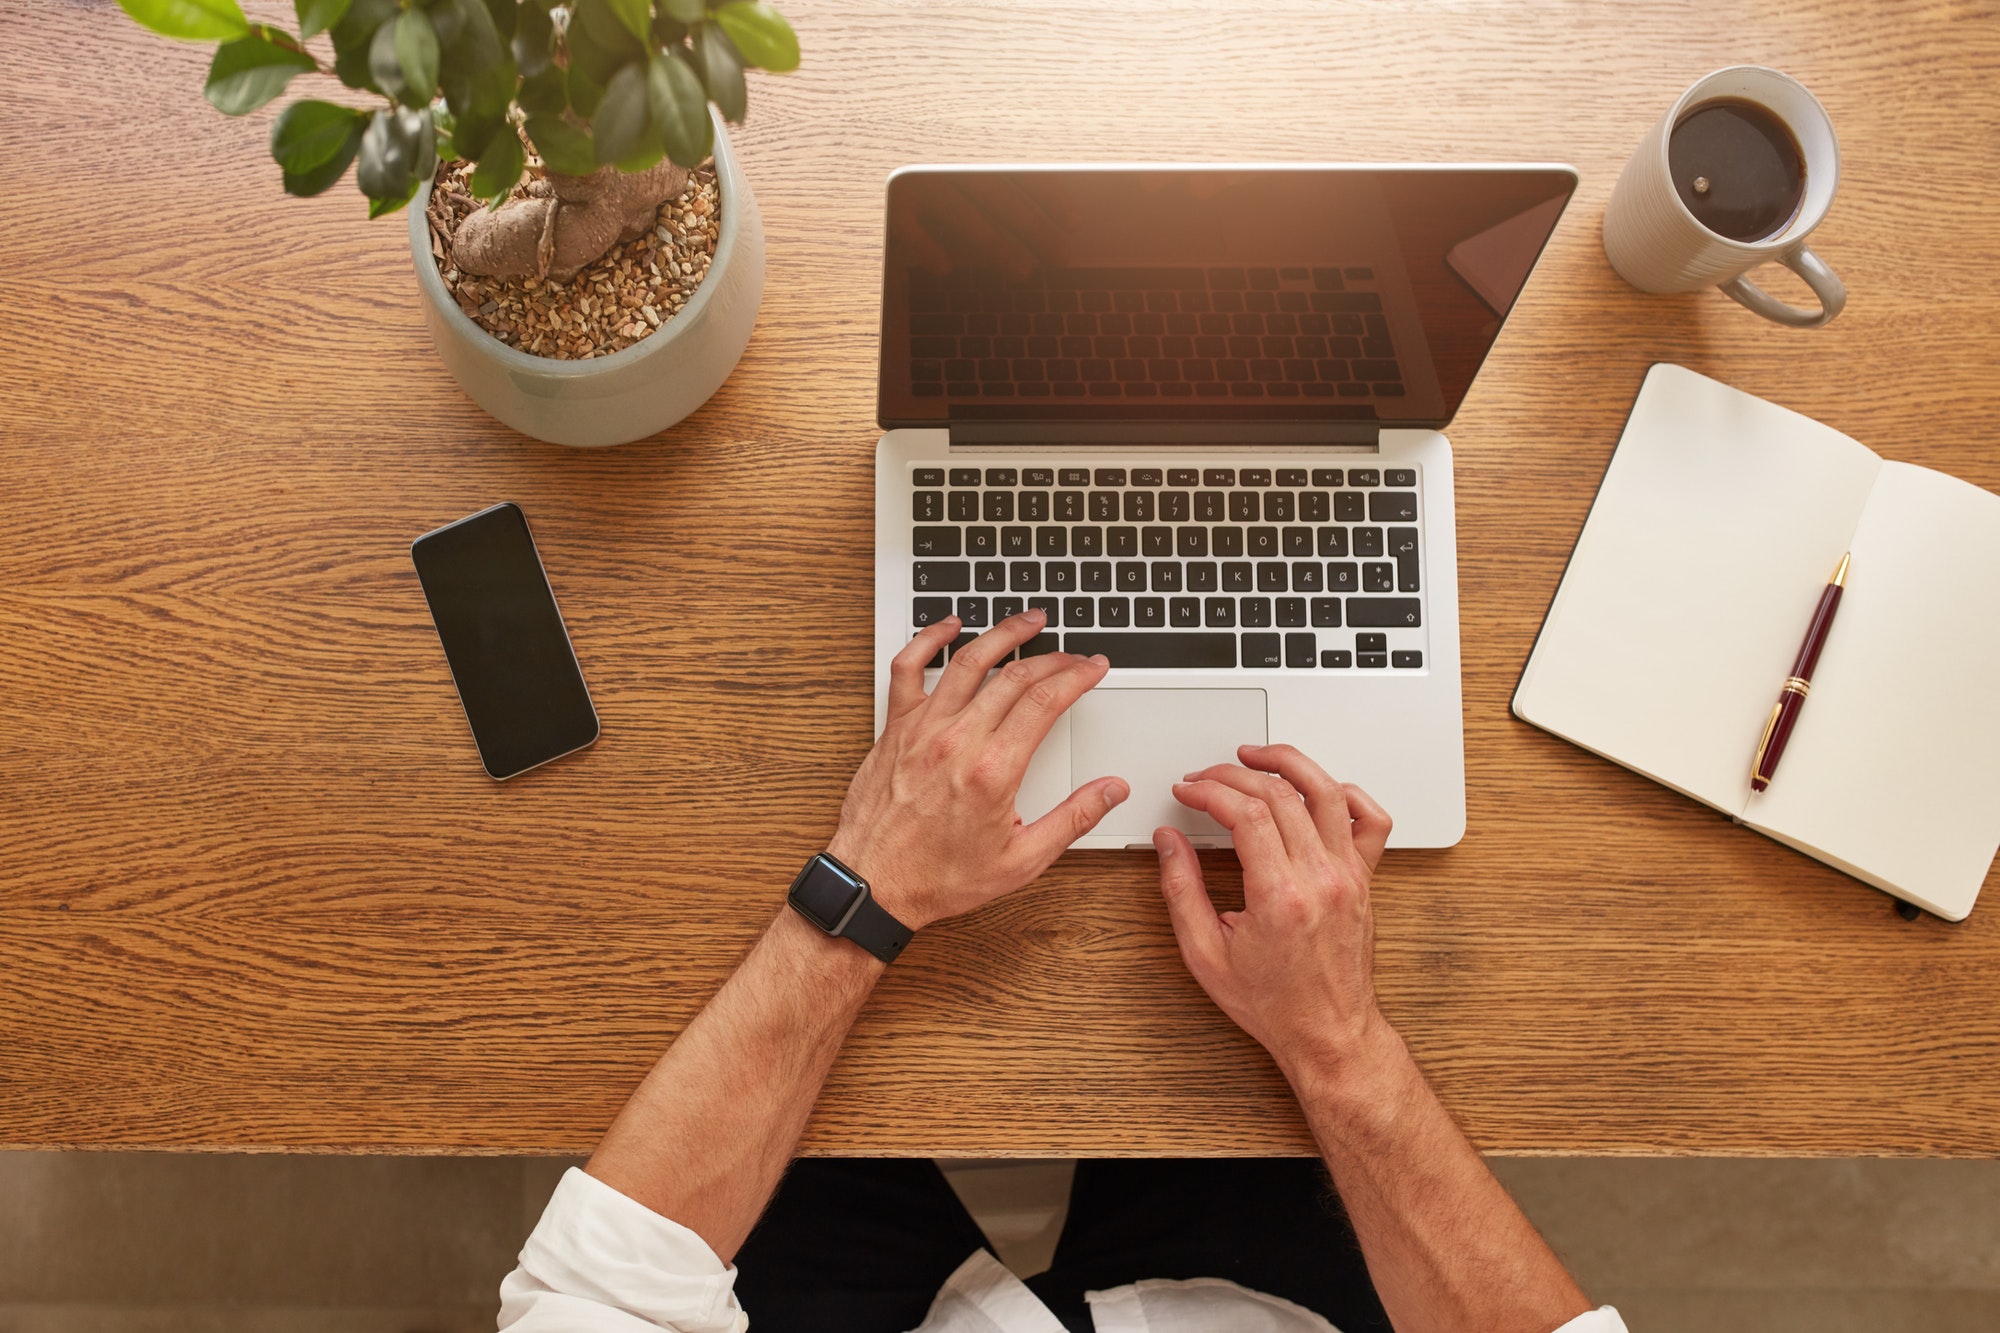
{"left": 947, "top": 420, "right": 1382, "bottom": 448}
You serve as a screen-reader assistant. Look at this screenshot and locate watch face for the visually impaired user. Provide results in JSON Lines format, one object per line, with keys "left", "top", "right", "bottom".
{"left": 790, "top": 857, "right": 865, "bottom": 930}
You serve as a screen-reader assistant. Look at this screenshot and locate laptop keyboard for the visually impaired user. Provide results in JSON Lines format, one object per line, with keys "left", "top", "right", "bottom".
{"left": 907, "top": 266, "right": 1404, "bottom": 402}
{"left": 908, "top": 464, "right": 1427, "bottom": 671}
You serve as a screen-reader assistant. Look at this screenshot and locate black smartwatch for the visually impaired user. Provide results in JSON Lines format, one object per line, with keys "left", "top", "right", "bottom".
{"left": 786, "top": 852, "right": 914, "bottom": 964}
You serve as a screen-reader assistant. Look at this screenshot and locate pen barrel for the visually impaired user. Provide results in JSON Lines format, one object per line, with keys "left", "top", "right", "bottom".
{"left": 1790, "top": 582, "right": 1844, "bottom": 680}
{"left": 1754, "top": 689, "right": 1808, "bottom": 787}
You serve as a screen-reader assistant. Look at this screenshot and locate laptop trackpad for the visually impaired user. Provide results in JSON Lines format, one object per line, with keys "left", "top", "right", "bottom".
{"left": 1071, "top": 689, "right": 1269, "bottom": 844}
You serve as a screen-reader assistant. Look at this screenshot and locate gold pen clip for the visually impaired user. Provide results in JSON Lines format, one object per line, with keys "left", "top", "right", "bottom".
{"left": 1751, "top": 699, "right": 1783, "bottom": 786}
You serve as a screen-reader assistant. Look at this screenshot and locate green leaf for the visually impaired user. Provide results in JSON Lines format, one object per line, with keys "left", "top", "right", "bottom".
{"left": 271, "top": 102, "right": 367, "bottom": 195}
{"left": 602, "top": 0, "right": 649, "bottom": 42}
{"left": 646, "top": 49, "right": 711, "bottom": 167}
{"left": 368, "top": 19, "right": 405, "bottom": 100}
{"left": 659, "top": 0, "right": 703, "bottom": 22}
{"left": 356, "top": 106, "right": 432, "bottom": 201}
{"left": 116, "top": 0, "right": 248, "bottom": 41}
{"left": 692, "top": 21, "right": 745, "bottom": 123}
{"left": 393, "top": 10, "right": 441, "bottom": 105}
{"left": 571, "top": 0, "right": 643, "bottom": 63}
{"left": 592, "top": 60, "right": 654, "bottom": 165}
{"left": 567, "top": 62, "right": 606, "bottom": 118}
{"left": 426, "top": 0, "right": 466, "bottom": 47}
{"left": 511, "top": 0, "right": 553, "bottom": 77}
{"left": 368, "top": 180, "right": 418, "bottom": 218}
{"left": 525, "top": 113, "right": 596, "bottom": 177}
{"left": 470, "top": 126, "right": 525, "bottom": 205}
{"left": 295, "top": 0, "right": 349, "bottom": 40}
{"left": 432, "top": 104, "right": 459, "bottom": 159}
{"left": 517, "top": 61, "right": 565, "bottom": 114}
{"left": 270, "top": 98, "right": 366, "bottom": 171}
{"left": 204, "top": 31, "right": 318, "bottom": 116}
{"left": 482, "top": 0, "right": 516, "bottom": 41}
{"left": 330, "top": 0, "right": 397, "bottom": 90}
{"left": 712, "top": 0, "right": 796, "bottom": 72}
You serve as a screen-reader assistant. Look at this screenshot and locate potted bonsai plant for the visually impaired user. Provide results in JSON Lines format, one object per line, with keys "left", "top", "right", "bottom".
{"left": 117, "top": 0, "right": 798, "bottom": 446}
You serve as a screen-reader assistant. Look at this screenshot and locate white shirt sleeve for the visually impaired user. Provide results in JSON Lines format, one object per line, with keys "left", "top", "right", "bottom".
{"left": 1551, "top": 1307, "right": 1630, "bottom": 1333}
{"left": 497, "top": 1167, "right": 748, "bottom": 1333}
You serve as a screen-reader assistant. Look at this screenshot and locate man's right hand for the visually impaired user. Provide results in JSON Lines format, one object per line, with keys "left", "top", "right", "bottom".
{"left": 1153, "top": 745, "right": 1397, "bottom": 1082}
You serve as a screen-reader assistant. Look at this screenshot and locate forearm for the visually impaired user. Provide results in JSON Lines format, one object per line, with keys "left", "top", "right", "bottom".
{"left": 1285, "top": 1023, "right": 1590, "bottom": 1333}
{"left": 586, "top": 907, "right": 884, "bottom": 1263}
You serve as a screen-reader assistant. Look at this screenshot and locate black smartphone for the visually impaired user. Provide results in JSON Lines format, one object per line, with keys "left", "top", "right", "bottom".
{"left": 410, "top": 502, "right": 600, "bottom": 779}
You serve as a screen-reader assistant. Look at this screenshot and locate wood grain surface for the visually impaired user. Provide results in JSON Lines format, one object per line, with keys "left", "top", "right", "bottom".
{"left": 3, "top": 0, "right": 1998, "bottom": 1157}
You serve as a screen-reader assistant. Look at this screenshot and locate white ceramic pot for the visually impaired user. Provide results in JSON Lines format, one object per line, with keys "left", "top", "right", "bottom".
{"left": 408, "top": 109, "right": 765, "bottom": 447}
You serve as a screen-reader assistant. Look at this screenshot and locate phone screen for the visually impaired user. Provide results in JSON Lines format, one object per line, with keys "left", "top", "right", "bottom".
{"left": 411, "top": 503, "right": 600, "bottom": 779}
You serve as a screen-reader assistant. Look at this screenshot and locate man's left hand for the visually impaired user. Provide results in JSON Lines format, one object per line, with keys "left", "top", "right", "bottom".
{"left": 828, "top": 610, "right": 1128, "bottom": 930}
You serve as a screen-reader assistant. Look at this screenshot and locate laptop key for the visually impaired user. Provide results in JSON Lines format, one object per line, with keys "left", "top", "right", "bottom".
{"left": 1036, "top": 527, "right": 1067, "bottom": 557}
{"left": 1160, "top": 491, "right": 1191, "bottom": 522}
{"left": 985, "top": 468, "right": 1017, "bottom": 487}
{"left": 1177, "top": 526, "right": 1208, "bottom": 557}
{"left": 1300, "top": 491, "right": 1330, "bottom": 523}
{"left": 1347, "top": 598, "right": 1422, "bottom": 628}
{"left": 949, "top": 491, "right": 979, "bottom": 522}
{"left": 1241, "top": 597, "right": 1272, "bottom": 627}
{"left": 1310, "top": 597, "right": 1341, "bottom": 627}
{"left": 1311, "top": 468, "right": 1344, "bottom": 487}
{"left": 1063, "top": 632, "right": 1235, "bottom": 669}
{"left": 1029, "top": 597, "right": 1059, "bottom": 623}
{"left": 1020, "top": 491, "right": 1051, "bottom": 522}
{"left": 1205, "top": 597, "right": 1236, "bottom": 627}
{"left": 1389, "top": 528, "right": 1420, "bottom": 591}
{"left": 1277, "top": 468, "right": 1309, "bottom": 487}
{"left": 1168, "top": 468, "right": 1200, "bottom": 486}
{"left": 1089, "top": 491, "right": 1120, "bottom": 521}
{"left": 1135, "top": 597, "right": 1166, "bottom": 627}
{"left": 1021, "top": 630, "right": 1060, "bottom": 657}
{"left": 912, "top": 597, "right": 953, "bottom": 627}
{"left": 914, "top": 562, "right": 971, "bottom": 592}
{"left": 1150, "top": 562, "right": 1183, "bottom": 592}
{"left": 1099, "top": 596, "right": 1131, "bottom": 627}
{"left": 1203, "top": 467, "right": 1236, "bottom": 487}
{"left": 1328, "top": 562, "right": 1359, "bottom": 592}
{"left": 1114, "top": 561, "right": 1147, "bottom": 591}
{"left": 914, "top": 468, "right": 945, "bottom": 487}
{"left": 966, "top": 526, "right": 997, "bottom": 557}
{"left": 1262, "top": 492, "right": 1295, "bottom": 522}
{"left": 1385, "top": 468, "right": 1416, "bottom": 486}
{"left": 1278, "top": 598, "right": 1306, "bottom": 627}
{"left": 1364, "top": 562, "right": 1394, "bottom": 592}
{"left": 1392, "top": 650, "right": 1424, "bottom": 668}
{"left": 1242, "top": 633, "right": 1282, "bottom": 667}
{"left": 1055, "top": 491, "right": 1085, "bottom": 522}
{"left": 1023, "top": 467, "right": 1055, "bottom": 486}
{"left": 1358, "top": 652, "right": 1388, "bottom": 668}
{"left": 1285, "top": 632, "right": 1316, "bottom": 667}
{"left": 1348, "top": 468, "right": 1381, "bottom": 486}
{"left": 1213, "top": 526, "right": 1244, "bottom": 557}
{"left": 1248, "top": 527, "right": 1279, "bottom": 557}
{"left": 1063, "top": 597, "right": 1094, "bottom": 628}
{"left": 974, "top": 561, "right": 1005, "bottom": 591}
{"left": 947, "top": 632, "right": 981, "bottom": 660}
{"left": 1009, "top": 562, "right": 1040, "bottom": 592}
{"left": 949, "top": 467, "right": 981, "bottom": 486}
{"left": 1170, "top": 597, "right": 1201, "bottom": 627}
{"left": 1356, "top": 634, "right": 1388, "bottom": 653}
{"left": 993, "top": 596, "right": 1024, "bottom": 621}
{"left": 1283, "top": 527, "right": 1314, "bottom": 557}
{"left": 1355, "top": 526, "right": 1384, "bottom": 557}
{"left": 1094, "top": 468, "right": 1127, "bottom": 486}
{"left": 1369, "top": 491, "right": 1418, "bottom": 522}
{"left": 1082, "top": 561, "right": 1112, "bottom": 592}
{"left": 1240, "top": 468, "right": 1274, "bottom": 486}
{"left": 914, "top": 490, "right": 944, "bottom": 521}
{"left": 1002, "top": 527, "right": 1032, "bottom": 556}
{"left": 1073, "top": 526, "right": 1104, "bottom": 556}
{"left": 984, "top": 491, "right": 1014, "bottom": 523}
{"left": 1256, "top": 561, "right": 1288, "bottom": 592}
{"left": 1229, "top": 492, "right": 1260, "bottom": 522}
{"left": 1334, "top": 491, "right": 1364, "bottom": 522}
{"left": 1109, "top": 527, "right": 1139, "bottom": 557}
{"left": 1132, "top": 468, "right": 1164, "bottom": 487}
{"left": 912, "top": 526, "right": 961, "bottom": 557}
{"left": 1291, "top": 562, "right": 1323, "bottom": 592}
{"left": 1321, "top": 649, "right": 1353, "bottom": 668}
{"left": 957, "top": 597, "right": 990, "bottom": 627}
{"left": 1142, "top": 526, "right": 1174, "bottom": 557}
{"left": 1194, "top": 491, "right": 1226, "bottom": 522}
{"left": 1046, "top": 562, "right": 1078, "bottom": 592}
{"left": 1187, "top": 561, "right": 1218, "bottom": 592}
{"left": 1058, "top": 467, "right": 1092, "bottom": 486}
{"left": 1317, "top": 527, "right": 1349, "bottom": 558}
{"left": 1123, "top": 492, "right": 1155, "bottom": 523}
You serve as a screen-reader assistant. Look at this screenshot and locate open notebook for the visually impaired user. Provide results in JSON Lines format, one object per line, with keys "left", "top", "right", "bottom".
{"left": 1514, "top": 364, "right": 2000, "bottom": 921}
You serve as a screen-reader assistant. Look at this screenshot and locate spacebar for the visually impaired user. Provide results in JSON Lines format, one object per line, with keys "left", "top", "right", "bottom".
{"left": 1062, "top": 633, "right": 1237, "bottom": 668}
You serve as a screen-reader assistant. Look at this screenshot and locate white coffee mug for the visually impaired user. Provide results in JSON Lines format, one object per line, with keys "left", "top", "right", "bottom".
{"left": 1603, "top": 66, "right": 1845, "bottom": 328}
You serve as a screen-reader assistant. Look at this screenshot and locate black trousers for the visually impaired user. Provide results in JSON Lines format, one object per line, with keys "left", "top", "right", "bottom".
{"left": 731, "top": 1159, "right": 1392, "bottom": 1333}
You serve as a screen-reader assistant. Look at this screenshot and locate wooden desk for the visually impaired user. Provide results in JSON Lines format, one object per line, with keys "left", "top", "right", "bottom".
{"left": 4, "top": 0, "right": 1997, "bottom": 1157}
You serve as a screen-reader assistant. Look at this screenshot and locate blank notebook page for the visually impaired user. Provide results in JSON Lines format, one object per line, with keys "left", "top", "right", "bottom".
{"left": 1749, "top": 461, "right": 2000, "bottom": 918}
{"left": 1514, "top": 364, "right": 1881, "bottom": 812}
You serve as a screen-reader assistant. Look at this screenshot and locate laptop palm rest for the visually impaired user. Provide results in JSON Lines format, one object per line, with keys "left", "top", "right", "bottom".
{"left": 1068, "top": 689, "right": 1269, "bottom": 846}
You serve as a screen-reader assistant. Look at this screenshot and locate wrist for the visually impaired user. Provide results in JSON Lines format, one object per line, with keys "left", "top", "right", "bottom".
{"left": 1275, "top": 1009, "right": 1414, "bottom": 1112}
{"left": 767, "top": 903, "right": 889, "bottom": 983}
{"left": 823, "top": 832, "right": 927, "bottom": 930}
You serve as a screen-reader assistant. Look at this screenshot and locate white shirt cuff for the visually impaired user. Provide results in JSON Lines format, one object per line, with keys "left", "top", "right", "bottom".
{"left": 498, "top": 1167, "right": 748, "bottom": 1333}
{"left": 1552, "top": 1306, "right": 1629, "bottom": 1333}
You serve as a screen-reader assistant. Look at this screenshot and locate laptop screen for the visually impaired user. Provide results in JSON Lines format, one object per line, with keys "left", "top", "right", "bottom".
{"left": 877, "top": 166, "right": 1576, "bottom": 433}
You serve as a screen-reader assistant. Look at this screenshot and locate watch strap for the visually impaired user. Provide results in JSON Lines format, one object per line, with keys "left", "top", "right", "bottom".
{"left": 839, "top": 893, "right": 913, "bottom": 964}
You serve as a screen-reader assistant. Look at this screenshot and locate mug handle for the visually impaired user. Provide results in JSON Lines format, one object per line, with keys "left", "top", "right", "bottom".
{"left": 1719, "top": 242, "right": 1847, "bottom": 328}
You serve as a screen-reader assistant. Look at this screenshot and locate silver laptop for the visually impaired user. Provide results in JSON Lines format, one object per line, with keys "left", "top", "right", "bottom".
{"left": 872, "top": 165, "right": 1576, "bottom": 849}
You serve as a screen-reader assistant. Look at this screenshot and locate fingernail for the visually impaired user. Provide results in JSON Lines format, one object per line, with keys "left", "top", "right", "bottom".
{"left": 1090, "top": 654, "right": 1110, "bottom": 667}
{"left": 1154, "top": 832, "right": 1175, "bottom": 860}
{"left": 1181, "top": 772, "right": 1201, "bottom": 782}
{"left": 1107, "top": 779, "right": 1130, "bottom": 805}
{"left": 1026, "top": 608, "right": 1046, "bottom": 623}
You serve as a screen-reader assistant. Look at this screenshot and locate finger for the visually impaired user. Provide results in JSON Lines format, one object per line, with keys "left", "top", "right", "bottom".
{"left": 1342, "top": 782, "right": 1393, "bottom": 870}
{"left": 1154, "top": 826, "right": 1227, "bottom": 977}
{"left": 959, "top": 649, "right": 1085, "bottom": 735}
{"left": 1180, "top": 761, "right": 1321, "bottom": 862}
{"left": 927, "top": 610, "right": 1048, "bottom": 713}
{"left": 888, "top": 617, "right": 959, "bottom": 718}
{"left": 990, "top": 652, "right": 1109, "bottom": 757}
{"left": 1011, "top": 775, "right": 1130, "bottom": 875}
{"left": 1236, "top": 743, "right": 1354, "bottom": 856}
{"left": 1171, "top": 780, "right": 1290, "bottom": 889}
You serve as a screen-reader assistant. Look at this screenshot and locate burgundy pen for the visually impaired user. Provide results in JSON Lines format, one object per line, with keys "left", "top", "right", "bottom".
{"left": 1750, "top": 552, "right": 1850, "bottom": 793}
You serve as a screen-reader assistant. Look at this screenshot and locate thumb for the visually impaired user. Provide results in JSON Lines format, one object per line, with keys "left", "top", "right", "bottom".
{"left": 1015, "top": 776, "right": 1130, "bottom": 874}
{"left": 1154, "top": 826, "right": 1225, "bottom": 975}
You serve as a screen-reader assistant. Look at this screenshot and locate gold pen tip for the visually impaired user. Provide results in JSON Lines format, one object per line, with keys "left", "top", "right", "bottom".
{"left": 1831, "top": 552, "right": 1851, "bottom": 587}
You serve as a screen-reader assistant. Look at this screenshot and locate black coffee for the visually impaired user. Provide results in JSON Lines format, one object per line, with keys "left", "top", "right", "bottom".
{"left": 1667, "top": 97, "right": 1806, "bottom": 242}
